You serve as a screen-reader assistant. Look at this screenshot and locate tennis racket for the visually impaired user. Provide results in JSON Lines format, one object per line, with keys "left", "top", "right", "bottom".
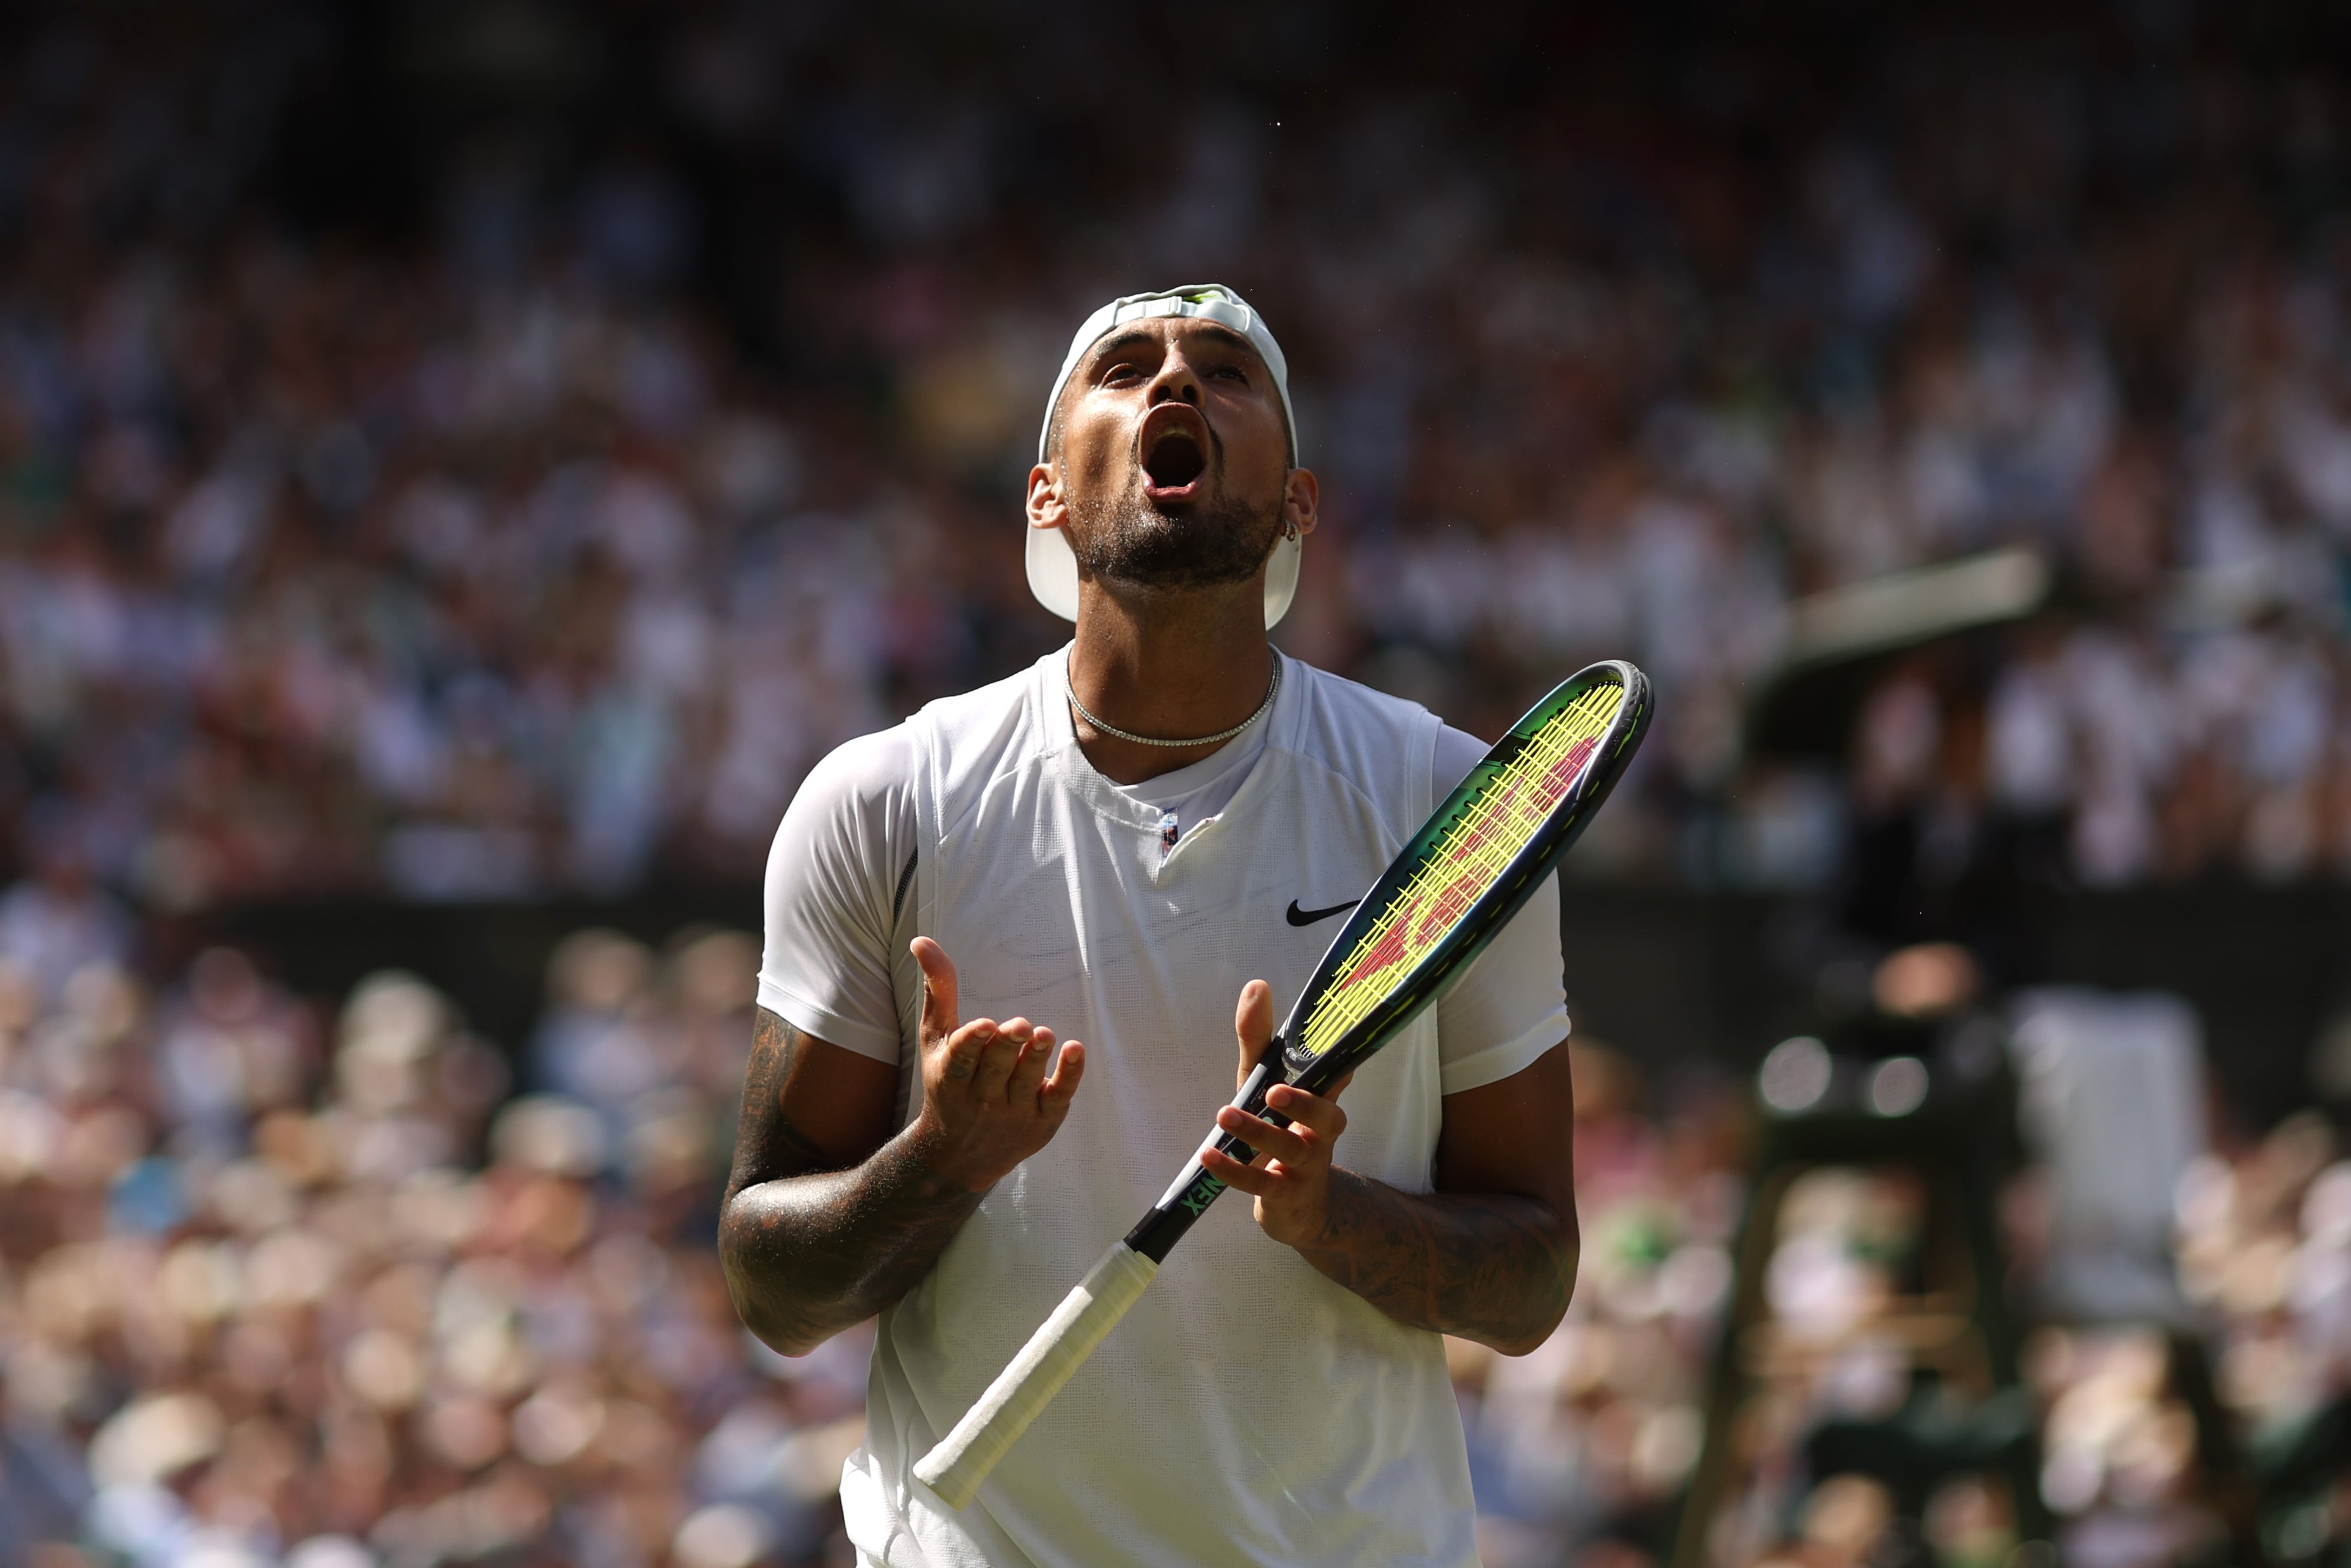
{"left": 913, "top": 659, "right": 1653, "bottom": 1508}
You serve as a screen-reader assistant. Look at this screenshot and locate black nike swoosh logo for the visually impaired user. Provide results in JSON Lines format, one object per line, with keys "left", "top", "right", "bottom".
{"left": 1285, "top": 898, "right": 1360, "bottom": 927}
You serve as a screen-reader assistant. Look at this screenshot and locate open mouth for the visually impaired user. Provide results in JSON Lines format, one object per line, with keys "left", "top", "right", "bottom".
{"left": 1138, "top": 406, "right": 1210, "bottom": 500}
{"left": 1144, "top": 429, "right": 1206, "bottom": 490}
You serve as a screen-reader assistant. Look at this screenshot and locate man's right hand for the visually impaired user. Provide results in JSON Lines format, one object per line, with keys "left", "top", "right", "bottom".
{"left": 907, "top": 936, "right": 1086, "bottom": 1191}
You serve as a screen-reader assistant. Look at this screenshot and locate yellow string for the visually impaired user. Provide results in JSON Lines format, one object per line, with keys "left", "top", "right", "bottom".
{"left": 1296, "top": 683, "right": 1623, "bottom": 1062}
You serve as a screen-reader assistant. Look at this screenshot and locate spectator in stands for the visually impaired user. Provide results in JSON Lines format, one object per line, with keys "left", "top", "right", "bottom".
{"left": 9, "top": 8, "right": 2351, "bottom": 907}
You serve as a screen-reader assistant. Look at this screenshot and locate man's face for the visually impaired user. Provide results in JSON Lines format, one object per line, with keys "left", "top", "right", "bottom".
{"left": 1032, "top": 317, "right": 1306, "bottom": 596}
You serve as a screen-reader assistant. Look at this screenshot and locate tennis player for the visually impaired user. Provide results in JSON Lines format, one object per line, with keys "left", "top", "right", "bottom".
{"left": 723, "top": 285, "right": 1579, "bottom": 1567}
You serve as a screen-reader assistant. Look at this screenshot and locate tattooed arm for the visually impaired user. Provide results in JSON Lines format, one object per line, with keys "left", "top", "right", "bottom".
{"left": 719, "top": 937, "right": 1087, "bottom": 1356}
{"left": 1200, "top": 982, "right": 1577, "bottom": 1356}
{"left": 1298, "top": 1056, "right": 1578, "bottom": 1355}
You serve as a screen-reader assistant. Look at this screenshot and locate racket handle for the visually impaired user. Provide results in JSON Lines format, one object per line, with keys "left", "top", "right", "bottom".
{"left": 912, "top": 1240, "right": 1159, "bottom": 1509}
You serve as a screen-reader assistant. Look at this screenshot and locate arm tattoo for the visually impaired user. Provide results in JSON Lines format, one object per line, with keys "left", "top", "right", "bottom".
{"left": 719, "top": 1011, "right": 982, "bottom": 1355}
{"left": 1290, "top": 1170, "right": 1576, "bottom": 1354}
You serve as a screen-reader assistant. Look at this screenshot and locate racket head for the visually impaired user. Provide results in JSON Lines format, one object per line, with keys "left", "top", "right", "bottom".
{"left": 1276, "top": 659, "right": 1652, "bottom": 1092}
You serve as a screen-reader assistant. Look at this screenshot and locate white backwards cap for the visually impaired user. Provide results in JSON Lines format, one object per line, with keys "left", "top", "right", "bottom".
{"left": 1029, "top": 283, "right": 1302, "bottom": 628}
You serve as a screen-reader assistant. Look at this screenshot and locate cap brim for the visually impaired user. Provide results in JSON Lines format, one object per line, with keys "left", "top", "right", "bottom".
{"left": 1026, "top": 526, "right": 1300, "bottom": 629}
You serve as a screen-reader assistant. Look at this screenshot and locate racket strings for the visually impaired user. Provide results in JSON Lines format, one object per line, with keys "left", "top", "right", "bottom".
{"left": 1296, "top": 682, "right": 1625, "bottom": 1062}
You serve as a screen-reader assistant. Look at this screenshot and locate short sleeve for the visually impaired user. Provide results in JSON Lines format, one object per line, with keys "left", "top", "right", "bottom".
{"left": 1429, "top": 724, "right": 1570, "bottom": 1095}
{"left": 757, "top": 726, "right": 919, "bottom": 1064}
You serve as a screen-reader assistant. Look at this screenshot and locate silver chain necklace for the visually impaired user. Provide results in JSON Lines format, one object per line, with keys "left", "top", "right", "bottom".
{"left": 1064, "top": 652, "right": 1281, "bottom": 748}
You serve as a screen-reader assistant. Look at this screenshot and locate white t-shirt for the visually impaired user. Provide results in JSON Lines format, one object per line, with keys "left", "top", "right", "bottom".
{"left": 759, "top": 648, "right": 1567, "bottom": 1568}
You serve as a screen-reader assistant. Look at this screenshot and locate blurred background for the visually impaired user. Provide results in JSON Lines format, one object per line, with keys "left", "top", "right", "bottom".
{"left": 4, "top": 2, "right": 2351, "bottom": 1566}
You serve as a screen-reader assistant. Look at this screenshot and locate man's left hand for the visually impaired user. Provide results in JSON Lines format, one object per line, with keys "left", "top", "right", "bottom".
{"left": 1198, "top": 979, "right": 1352, "bottom": 1250}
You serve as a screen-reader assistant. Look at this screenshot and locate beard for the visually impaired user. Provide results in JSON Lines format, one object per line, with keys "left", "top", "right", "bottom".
{"left": 1064, "top": 446, "right": 1285, "bottom": 593}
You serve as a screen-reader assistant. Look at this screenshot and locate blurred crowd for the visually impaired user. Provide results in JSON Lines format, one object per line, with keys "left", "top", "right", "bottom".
{"left": 11, "top": 10, "right": 2351, "bottom": 1568}
{"left": 0, "top": 922, "right": 895, "bottom": 1568}
{"left": 1451, "top": 1044, "right": 1747, "bottom": 1568}
{"left": 6, "top": 6, "right": 2351, "bottom": 908}
{"left": 7, "top": 920, "right": 2349, "bottom": 1568}
{"left": 0, "top": 916, "right": 1744, "bottom": 1568}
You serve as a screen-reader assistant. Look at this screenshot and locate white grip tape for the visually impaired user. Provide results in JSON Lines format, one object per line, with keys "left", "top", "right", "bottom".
{"left": 912, "top": 1241, "right": 1159, "bottom": 1509}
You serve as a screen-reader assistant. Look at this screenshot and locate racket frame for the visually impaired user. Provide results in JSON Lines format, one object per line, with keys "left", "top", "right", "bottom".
{"left": 1125, "top": 658, "right": 1650, "bottom": 1263}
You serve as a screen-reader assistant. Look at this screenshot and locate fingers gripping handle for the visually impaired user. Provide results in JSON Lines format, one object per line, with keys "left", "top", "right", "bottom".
{"left": 912, "top": 1242, "right": 1159, "bottom": 1510}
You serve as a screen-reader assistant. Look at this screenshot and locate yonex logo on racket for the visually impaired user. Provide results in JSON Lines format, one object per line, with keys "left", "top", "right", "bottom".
{"left": 1293, "top": 686, "right": 1622, "bottom": 1064}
